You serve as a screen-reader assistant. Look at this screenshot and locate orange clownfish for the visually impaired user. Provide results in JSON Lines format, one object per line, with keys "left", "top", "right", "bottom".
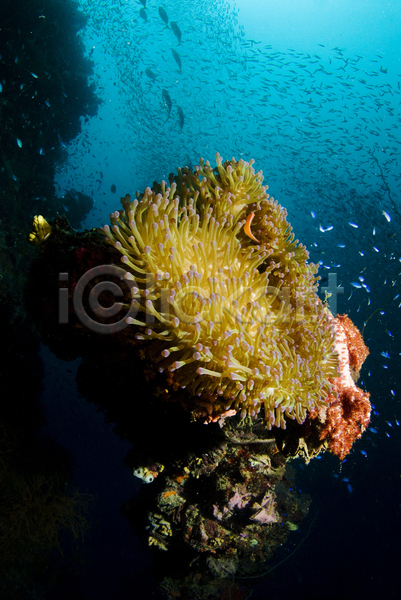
{"left": 244, "top": 212, "right": 260, "bottom": 243}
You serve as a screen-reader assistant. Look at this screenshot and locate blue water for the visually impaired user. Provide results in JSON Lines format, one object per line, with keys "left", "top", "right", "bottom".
{"left": 41, "top": 0, "right": 401, "bottom": 598}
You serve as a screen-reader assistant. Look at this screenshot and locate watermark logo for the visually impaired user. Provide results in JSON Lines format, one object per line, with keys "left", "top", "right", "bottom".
{"left": 320, "top": 272, "right": 344, "bottom": 315}
{"left": 59, "top": 267, "right": 344, "bottom": 335}
{"left": 60, "top": 265, "right": 139, "bottom": 334}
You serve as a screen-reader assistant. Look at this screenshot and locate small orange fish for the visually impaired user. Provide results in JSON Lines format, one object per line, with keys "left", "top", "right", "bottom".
{"left": 244, "top": 212, "right": 260, "bottom": 243}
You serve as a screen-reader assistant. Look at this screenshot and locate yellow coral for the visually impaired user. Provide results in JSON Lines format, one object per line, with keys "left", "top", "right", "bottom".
{"left": 102, "top": 154, "right": 338, "bottom": 429}
{"left": 28, "top": 215, "right": 52, "bottom": 245}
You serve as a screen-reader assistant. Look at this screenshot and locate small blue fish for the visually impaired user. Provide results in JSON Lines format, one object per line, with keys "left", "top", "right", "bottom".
{"left": 391, "top": 390, "right": 395, "bottom": 396}
{"left": 171, "top": 49, "right": 182, "bottom": 72}
{"left": 373, "top": 246, "right": 380, "bottom": 252}
{"left": 381, "top": 351, "right": 390, "bottom": 358}
{"left": 177, "top": 106, "right": 184, "bottom": 131}
{"left": 343, "top": 477, "right": 349, "bottom": 482}
{"left": 311, "top": 211, "right": 316, "bottom": 218}
{"left": 349, "top": 222, "right": 358, "bottom": 228}
{"left": 369, "top": 427, "right": 377, "bottom": 433}
{"left": 360, "top": 450, "right": 367, "bottom": 456}
{"left": 386, "top": 432, "right": 391, "bottom": 438}
{"left": 145, "top": 67, "right": 157, "bottom": 80}
{"left": 170, "top": 21, "right": 182, "bottom": 44}
{"left": 347, "top": 483, "right": 353, "bottom": 493}
{"left": 30, "top": 72, "right": 38, "bottom": 78}
{"left": 158, "top": 6, "right": 169, "bottom": 28}
{"left": 162, "top": 89, "right": 172, "bottom": 119}
{"left": 396, "top": 420, "right": 400, "bottom": 426}
{"left": 337, "top": 244, "right": 345, "bottom": 248}
{"left": 351, "top": 282, "right": 362, "bottom": 288}
{"left": 386, "top": 421, "right": 393, "bottom": 427}
{"left": 382, "top": 211, "right": 391, "bottom": 222}
{"left": 16, "top": 138, "right": 22, "bottom": 148}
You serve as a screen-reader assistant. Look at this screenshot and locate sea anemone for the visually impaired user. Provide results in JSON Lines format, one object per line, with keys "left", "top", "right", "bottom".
{"left": 102, "top": 154, "right": 340, "bottom": 429}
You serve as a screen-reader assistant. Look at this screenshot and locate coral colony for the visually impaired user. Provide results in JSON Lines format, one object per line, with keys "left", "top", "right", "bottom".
{"left": 29, "top": 155, "right": 370, "bottom": 597}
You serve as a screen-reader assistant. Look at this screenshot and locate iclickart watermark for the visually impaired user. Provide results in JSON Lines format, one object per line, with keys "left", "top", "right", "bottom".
{"left": 58, "top": 266, "right": 344, "bottom": 335}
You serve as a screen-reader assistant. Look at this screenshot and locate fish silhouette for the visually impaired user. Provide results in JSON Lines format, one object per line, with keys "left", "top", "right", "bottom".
{"left": 171, "top": 48, "right": 182, "bottom": 72}
{"left": 162, "top": 89, "right": 172, "bottom": 119}
{"left": 158, "top": 6, "right": 169, "bottom": 28}
{"left": 145, "top": 67, "right": 157, "bottom": 80}
{"left": 171, "top": 21, "right": 182, "bottom": 45}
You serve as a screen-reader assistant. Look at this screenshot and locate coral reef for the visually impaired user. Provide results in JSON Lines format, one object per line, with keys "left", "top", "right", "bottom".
{"left": 0, "top": 0, "right": 101, "bottom": 325}
{"left": 133, "top": 416, "right": 310, "bottom": 598}
{"left": 27, "top": 155, "right": 370, "bottom": 461}
{"left": 26, "top": 154, "right": 371, "bottom": 600}
{"left": 0, "top": 0, "right": 101, "bottom": 211}
{"left": 319, "top": 314, "right": 371, "bottom": 460}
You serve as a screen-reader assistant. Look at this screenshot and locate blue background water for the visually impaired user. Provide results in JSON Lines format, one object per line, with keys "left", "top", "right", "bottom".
{"left": 39, "top": 0, "right": 401, "bottom": 598}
